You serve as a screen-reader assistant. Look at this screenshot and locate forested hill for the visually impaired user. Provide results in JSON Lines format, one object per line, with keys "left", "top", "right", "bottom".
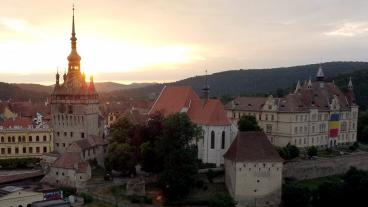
{"left": 334, "top": 70, "right": 368, "bottom": 111}
{"left": 117, "top": 61, "right": 368, "bottom": 99}
{"left": 176, "top": 61, "right": 368, "bottom": 97}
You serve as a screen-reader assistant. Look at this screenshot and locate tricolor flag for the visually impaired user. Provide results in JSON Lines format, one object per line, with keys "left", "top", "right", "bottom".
{"left": 329, "top": 113, "right": 339, "bottom": 138}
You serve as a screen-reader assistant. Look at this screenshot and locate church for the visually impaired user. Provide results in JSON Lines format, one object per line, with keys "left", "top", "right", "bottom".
{"left": 42, "top": 7, "right": 107, "bottom": 189}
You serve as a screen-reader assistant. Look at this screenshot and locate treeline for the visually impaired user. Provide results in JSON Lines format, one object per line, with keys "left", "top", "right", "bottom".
{"left": 283, "top": 167, "right": 368, "bottom": 207}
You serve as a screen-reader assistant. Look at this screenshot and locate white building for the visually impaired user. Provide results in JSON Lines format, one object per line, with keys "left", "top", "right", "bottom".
{"left": 224, "top": 131, "right": 283, "bottom": 207}
{"left": 149, "top": 86, "right": 237, "bottom": 166}
{"left": 225, "top": 66, "right": 358, "bottom": 148}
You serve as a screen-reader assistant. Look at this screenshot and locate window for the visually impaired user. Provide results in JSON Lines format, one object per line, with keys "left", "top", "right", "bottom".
{"left": 11, "top": 137, "right": 15, "bottom": 142}
{"left": 221, "top": 131, "right": 225, "bottom": 149}
{"left": 15, "top": 148, "right": 19, "bottom": 154}
{"left": 43, "top": 147, "right": 47, "bottom": 153}
{"left": 23, "top": 147, "right": 26, "bottom": 153}
{"left": 57, "top": 132, "right": 60, "bottom": 137}
{"left": 70, "top": 132, "right": 73, "bottom": 137}
{"left": 64, "top": 132, "right": 67, "bottom": 137}
{"left": 29, "top": 136, "right": 32, "bottom": 142}
{"left": 29, "top": 147, "right": 33, "bottom": 153}
{"left": 7, "top": 137, "right": 10, "bottom": 142}
{"left": 210, "top": 131, "right": 215, "bottom": 149}
{"left": 7, "top": 148, "right": 11, "bottom": 154}
{"left": 36, "top": 136, "right": 39, "bottom": 142}
{"left": 266, "top": 124, "right": 272, "bottom": 134}
{"left": 81, "top": 132, "right": 85, "bottom": 138}
{"left": 1, "top": 148, "right": 5, "bottom": 154}
{"left": 0, "top": 137, "right": 3, "bottom": 143}
{"left": 43, "top": 136, "right": 47, "bottom": 141}
{"left": 56, "top": 143, "right": 59, "bottom": 147}
{"left": 36, "top": 147, "right": 40, "bottom": 153}
{"left": 271, "top": 114, "right": 274, "bottom": 121}
{"left": 18, "top": 136, "right": 21, "bottom": 142}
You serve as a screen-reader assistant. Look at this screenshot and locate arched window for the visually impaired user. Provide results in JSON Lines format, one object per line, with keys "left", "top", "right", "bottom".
{"left": 210, "top": 131, "right": 215, "bottom": 149}
{"left": 221, "top": 131, "right": 226, "bottom": 149}
{"left": 1, "top": 137, "right": 4, "bottom": 143}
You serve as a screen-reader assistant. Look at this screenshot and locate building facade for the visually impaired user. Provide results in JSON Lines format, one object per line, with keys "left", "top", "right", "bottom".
{"left": 224, "top": 132, "right": 283, "bottom": 207}
{"left": 0, "top": 117, "right": 53, "bottom": 159}
{"left": 225, "top": 66, "right": 358, "bottom": 148}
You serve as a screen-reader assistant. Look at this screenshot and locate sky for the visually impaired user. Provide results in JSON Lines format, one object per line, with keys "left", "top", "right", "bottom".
{"left": 1, "top": 0, "right": 368, "bottom": 85}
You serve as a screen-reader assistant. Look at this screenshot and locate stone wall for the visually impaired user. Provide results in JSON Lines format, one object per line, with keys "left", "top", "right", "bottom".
{"left": 283, "top": 152, "right": 368, "bottom": 180}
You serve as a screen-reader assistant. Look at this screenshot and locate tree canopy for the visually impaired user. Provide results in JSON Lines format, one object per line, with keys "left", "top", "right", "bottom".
{"left": 237, "top": 115, "right": 262, "bottom": 131}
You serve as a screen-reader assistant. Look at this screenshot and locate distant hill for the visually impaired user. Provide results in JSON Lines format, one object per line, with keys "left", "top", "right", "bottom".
{"left": 4, "top": 61, "right": 368, "bottom": 104}
{"left": 118, "top": 61, "right": 368, "bottom": 99}
{"left": 0, "top": 83, "right": 49, "bottom": 102}
{"left": 14, "top": 82, "right": 155, "bottom": 94}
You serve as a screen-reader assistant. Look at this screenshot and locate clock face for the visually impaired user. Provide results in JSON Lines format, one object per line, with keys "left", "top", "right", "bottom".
{"left": 59, "top": 104, "right": 66, "bottom": 113}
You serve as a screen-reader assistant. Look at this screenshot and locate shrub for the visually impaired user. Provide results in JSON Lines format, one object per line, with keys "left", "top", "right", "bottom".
{"left": 80, "top": 192, "right": 94, "bottom": 204}
{"left": 277, "top": 144, "right": 300, "bottom": 160}
{"left": 208, "top": 194, "right": 236, "bottom": 207}
{"left": 307, "top": 146, "right": 318, "bottom": 158}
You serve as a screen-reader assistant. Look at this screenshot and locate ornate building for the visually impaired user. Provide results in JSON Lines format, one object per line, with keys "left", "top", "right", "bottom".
{"left": 43, "top": 7, "right": 106, "bottom": 189}
{"left": 50, "top": 7, "right": 104, "bottom": 153}
{"left": 225, "top": 66, "right": 358, "bottom": 148}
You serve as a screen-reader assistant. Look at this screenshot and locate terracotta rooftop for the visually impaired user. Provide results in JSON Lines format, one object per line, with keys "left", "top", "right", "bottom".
{"left": 149, "top": 86, "right": 230, "bottom": 126}
{"left": 71, "top": 136, "right": 107, "bottom": 151}
{"left": 0, "top": 117, "right": 33, "bottom": 129}
{"left": 224, "top": 131, "right": 283, "bottom": 162}
{"left": 226, "top": 81, "right": 355, "bottom": 113}
{"left": 0, "top": 170, "right": 44, "bottom": 184}
{"left": 53, "top": 153, "right": 89, "bottom": 173}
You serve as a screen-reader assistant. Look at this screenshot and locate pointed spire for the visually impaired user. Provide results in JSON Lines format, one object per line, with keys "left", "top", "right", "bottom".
{"left": 67, "top": 3, "right": 81, "bottom": 73}
{"left": 316, "top": 63, "right": 325, "bottom": 81}
{"left": 202, "top": 69, "right": 210, "bottom": 100}
{"left": 294, "top": 80, "right": 300, "bottom": 93}
{"left": 56, "top": 67, "right": 60, "bottom": 85}
{"left": 307, "top": 76, "right": 312, "bottom": 89}
{"left": 63, "top": 68, "right": 67, "bottom": 81}
{"left": 348, "top": 76, "right": 353, "bottom": 90}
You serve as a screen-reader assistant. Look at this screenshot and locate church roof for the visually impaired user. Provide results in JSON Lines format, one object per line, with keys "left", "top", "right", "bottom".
{"left": 224, "top": 131, "right": 283, "bottom": 162}
{"left": 149, "top": 86, "right": 230, "bottom": 126}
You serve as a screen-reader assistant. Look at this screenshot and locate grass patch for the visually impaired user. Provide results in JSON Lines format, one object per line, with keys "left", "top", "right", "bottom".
{"left": 289, "top": 175, "right": 343, "bottom": 191}
{"left": 187, "top": 183, "right": 228, "bottom": 201}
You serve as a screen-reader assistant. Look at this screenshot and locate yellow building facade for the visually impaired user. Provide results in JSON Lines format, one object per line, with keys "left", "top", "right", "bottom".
{"left": 0, "top": 128, "right": 53, "bottom": 159}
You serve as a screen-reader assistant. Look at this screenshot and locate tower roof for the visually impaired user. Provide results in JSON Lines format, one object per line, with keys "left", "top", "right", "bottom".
{"left": 316, "top": 64, "right": 325, "bottom": 81}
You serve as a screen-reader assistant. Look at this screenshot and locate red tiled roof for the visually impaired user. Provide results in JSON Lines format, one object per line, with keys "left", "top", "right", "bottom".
{"left": 72, "top": 136, "right": 107, "bottom": 151}
{"left": 149, "top": 86, "right": 230, "bottom": 125}
{"left": 53, "top": 153, "right": 89, "bottom": 173}
{"left": 225, "top": 96, "right": 267, "bottom": 111}
{"left": 0, "top": 117, "right": 33, "bottom": 128}
{"left": 224, "top": 131, "right": 283, "bottom": 162}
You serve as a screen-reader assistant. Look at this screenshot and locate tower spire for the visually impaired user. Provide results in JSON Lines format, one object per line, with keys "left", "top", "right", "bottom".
{"left": 67, "top": 3, "right": 81, "bottom": 73}
{"left": 316, "top": 63, "right": 325, "bottom": 81}
{"left": 348, "top": 76, "right": 353, "bottom": 90}
{"left": 202, "top": 69, "right": 210, "bottom": 100}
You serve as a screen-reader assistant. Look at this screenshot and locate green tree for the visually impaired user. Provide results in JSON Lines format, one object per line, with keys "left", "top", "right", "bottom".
{"left": 277, "top": 144, "right": 299, "bottom": 160}
{"left": 106, "top": 142, "right": 137, "bottom": 175}
{"left": 237, "top": 115, "right": 261, "bottom": 131}
{"left": 157, "top": 113, "right": 201, "bottom": 201}
{"left": 307, "top": 146, "right": 318, "bottom": 158}
{"left": 358, "top": 112, "right": 368, "bottom": 143}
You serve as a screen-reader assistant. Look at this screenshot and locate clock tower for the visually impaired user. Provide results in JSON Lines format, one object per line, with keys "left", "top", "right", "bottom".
{"left": 50, "top": 6, "right": 104, "bottom": 153}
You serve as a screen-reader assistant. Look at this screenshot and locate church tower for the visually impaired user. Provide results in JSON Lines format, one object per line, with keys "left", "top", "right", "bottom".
{"left": 50, "top": 6, "right": 103, "bottom": 153}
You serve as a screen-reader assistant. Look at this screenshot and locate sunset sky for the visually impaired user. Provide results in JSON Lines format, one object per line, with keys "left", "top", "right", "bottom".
{"left": 1, "top": 0, "right": 368, "bottom": 84}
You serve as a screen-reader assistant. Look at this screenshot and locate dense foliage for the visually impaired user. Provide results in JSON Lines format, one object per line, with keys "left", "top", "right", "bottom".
{"left": 283, "top": 167, "right": 368, "bottom": 207}
{"left": 237, "top": 115, "right": 262, "bottom": 131}
{"left": 357, "top": 111, "right": 368, "bottom": 143}
{"left": 277, "top": 144, "right": 300, "bottom": 160}
{"left": 0, "top": 157, "right": 40, "bottom": 169}
{"left": 307, "top": 146, "right": 318, "bottom": 158}
{"left": 106, "top": 112, "right": 201, "bottom": 201}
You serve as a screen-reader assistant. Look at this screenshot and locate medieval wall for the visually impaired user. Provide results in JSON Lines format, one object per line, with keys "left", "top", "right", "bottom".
{"left": 283, "top": 152, "right": 368, "bottom": 180}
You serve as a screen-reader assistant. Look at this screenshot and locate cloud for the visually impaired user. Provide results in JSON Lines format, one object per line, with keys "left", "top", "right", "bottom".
{"left": 0, "top": 17, "right": 30, "bottom": 33}
{"left": 325, "top": 22, "right": 368, "bottom": 37}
